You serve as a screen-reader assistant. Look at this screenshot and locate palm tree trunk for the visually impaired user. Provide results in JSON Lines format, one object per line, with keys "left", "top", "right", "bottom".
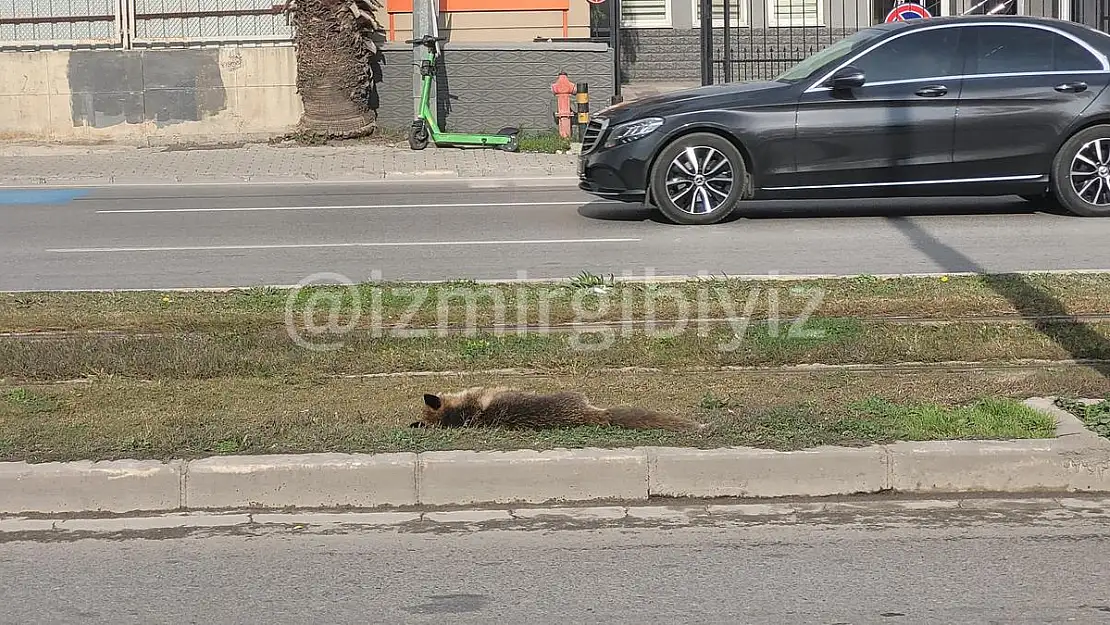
{"left": 288, "top": 0, "right": 381, "bottom": 139}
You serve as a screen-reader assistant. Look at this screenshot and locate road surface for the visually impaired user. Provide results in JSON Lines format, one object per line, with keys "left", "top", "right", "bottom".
{"left": 2, "top": 497, "right": 1110, "bottom": 624}
{"left": 2, "top": 180, "right": 1109, "bottom": 291}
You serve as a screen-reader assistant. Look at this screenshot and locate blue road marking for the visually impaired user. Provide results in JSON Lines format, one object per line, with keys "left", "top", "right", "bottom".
{"left": 0, "top": 188, "right": 91, "bottom": 205}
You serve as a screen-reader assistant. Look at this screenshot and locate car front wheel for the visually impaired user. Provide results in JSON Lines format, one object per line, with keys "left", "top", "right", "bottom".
{"left": 649, "top": 132, "right": 748, "bottom": 225}
{"left": 1051, "top": 124, "right": 1110, "bottom": 217}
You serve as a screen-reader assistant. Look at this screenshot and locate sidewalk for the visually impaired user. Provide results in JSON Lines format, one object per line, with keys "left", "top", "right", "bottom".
{"left": 0, "top": 141, "right": 578, "bottom": 186}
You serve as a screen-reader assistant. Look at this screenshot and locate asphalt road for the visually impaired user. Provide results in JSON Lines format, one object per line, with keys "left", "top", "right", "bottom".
{"left": 3, "top": 498, "right": 1110, "bottom": 624}
{"left": 3, "top": 180, "right": 1110, "bottom": 290}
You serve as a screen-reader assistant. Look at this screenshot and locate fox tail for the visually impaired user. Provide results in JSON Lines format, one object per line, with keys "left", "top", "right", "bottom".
{"left": 604, "top": 406, "right": 709, "bottom": 432}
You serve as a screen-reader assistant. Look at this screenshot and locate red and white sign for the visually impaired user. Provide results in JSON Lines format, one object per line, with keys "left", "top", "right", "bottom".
{"left": 885, "top": 2, "right": 932, "bottom": 21}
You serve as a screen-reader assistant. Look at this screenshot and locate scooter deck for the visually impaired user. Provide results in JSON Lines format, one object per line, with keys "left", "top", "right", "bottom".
{"left": 433, "top": 132, "right": 512, "bottom": 145}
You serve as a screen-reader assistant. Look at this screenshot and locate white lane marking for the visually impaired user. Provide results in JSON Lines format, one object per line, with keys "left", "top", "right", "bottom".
{"left": 95, "top": 200, "right": 614, "bottom": 214}
{"left": 47, "top": 238, "right": 641, "bottom": 253}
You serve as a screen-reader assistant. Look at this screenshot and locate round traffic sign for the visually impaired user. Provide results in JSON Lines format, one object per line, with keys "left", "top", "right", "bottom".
{"left": 885, "top": 2, "right": 931, "bottom": 21}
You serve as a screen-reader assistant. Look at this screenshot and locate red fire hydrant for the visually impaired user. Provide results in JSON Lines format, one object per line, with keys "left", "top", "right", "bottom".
{"left": 552, "top": 72, "right": 577, "bottom": 139}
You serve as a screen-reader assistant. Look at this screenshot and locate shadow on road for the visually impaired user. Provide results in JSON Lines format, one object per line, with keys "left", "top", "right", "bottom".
{"left": 577, "top": 201, "right": 747, "bottom": 225}
{"left": 578, "top": 196, "right": 1071, "bottom": 223}
{"left": 887, "top": 216, "right": 1110, "bottom": 380}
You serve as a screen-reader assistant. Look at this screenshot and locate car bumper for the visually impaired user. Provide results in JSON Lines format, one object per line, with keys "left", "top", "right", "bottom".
{"left": 576, "top": 133, "right": 659, "bottom": 202}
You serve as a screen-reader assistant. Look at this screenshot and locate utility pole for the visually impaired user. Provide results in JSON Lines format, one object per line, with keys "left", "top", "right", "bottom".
{"left": 412, "top": 0, "right": 439, "bottom": 118}
{"left": 699, "top": 0, "right": 712, "bottom": 85}
{"left": 609, "top": 0, "right": 622, "bottom": 104}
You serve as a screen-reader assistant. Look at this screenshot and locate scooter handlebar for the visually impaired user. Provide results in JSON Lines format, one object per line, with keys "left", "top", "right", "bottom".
{"left": 404, "top": 35, "right": 448, "bottom": 46}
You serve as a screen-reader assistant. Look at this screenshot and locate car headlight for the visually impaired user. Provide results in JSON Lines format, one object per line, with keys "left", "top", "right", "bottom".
{"left": 604, "top": 117, "right": 664, "bottom": 148}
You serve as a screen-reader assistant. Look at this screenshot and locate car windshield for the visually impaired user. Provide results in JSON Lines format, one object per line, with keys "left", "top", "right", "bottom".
{"left": 773, "top": 28, "right": 886, "bottom": 83}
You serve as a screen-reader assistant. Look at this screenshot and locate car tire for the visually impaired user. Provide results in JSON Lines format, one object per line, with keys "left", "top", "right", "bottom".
{"left": 648, "top": 132, "right": 749, "bottom": 225}
{"left": 1051, "top": 124, "right": 1110, "bottom": 217}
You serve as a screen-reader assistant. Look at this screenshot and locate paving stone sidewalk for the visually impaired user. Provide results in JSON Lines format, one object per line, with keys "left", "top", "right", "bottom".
{"left": 0, "top": 142, "right": 578, "bottom": 186}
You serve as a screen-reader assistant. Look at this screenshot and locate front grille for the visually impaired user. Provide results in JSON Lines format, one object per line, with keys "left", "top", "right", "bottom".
{"left": 581, "top": 118, "right": 607, "bottom": 153}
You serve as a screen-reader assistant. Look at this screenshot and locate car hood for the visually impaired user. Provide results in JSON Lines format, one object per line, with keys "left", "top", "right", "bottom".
{"left": 597, "top": 80, "right": 794, "bottom": 123}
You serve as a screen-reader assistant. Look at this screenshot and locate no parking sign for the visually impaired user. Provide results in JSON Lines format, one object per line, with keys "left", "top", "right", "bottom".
{"left": 885, "top": 1, "right": 932, "bottom": 21}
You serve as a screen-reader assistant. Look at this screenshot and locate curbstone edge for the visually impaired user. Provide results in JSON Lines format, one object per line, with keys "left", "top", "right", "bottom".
{"left": 646, "top": 445, "right": 891, "bottom": 498}
{"left": 184, "top": 452, "right": 418, "bottom": 509}
{"left": 417, "top": 448, "right": 649, "bottom": 505}
{"left": 887, "top": 438, "right": 1110, "bottom": 493}
{"left": 0, "top": 458, "right": 183, "bottom": 514}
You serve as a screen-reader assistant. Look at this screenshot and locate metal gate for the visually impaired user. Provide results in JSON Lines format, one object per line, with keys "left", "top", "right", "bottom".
{"left": 1070, "top": 0, "right": 1108, "bottom": 33}
{"left": 699, "top": 0, "right": 1095, "bottom": 85}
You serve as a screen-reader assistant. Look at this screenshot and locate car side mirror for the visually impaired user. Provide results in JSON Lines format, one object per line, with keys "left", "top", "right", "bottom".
{"left": 827, "top": 66, "right": 865, "bottom": 90}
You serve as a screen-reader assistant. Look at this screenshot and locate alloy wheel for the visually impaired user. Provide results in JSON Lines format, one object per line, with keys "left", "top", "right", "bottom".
{"left": 664, "top": 146, "right": 735, "bottom": 215}
{"left": 1069, "top": 138, "right": 1110, "bottom": 207}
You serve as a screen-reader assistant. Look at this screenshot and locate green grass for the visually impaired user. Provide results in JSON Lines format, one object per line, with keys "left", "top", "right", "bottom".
{"left": 0, "top": 367, "right": 1077, "bottom": 464}
{"left": 2, "top": 318, "right": 1108, "bottom": 382}
{"left": 5, "top": 272, "right": 1110, "bottom": 334}
{"left": 1054, "top": 397, "right": 1110, "bottom": 439}
{"left": 0, "top": 272, "right": 1102, "bottom": 463}
{"left": 517, "top": 129, "right": 572, "bottom": 153}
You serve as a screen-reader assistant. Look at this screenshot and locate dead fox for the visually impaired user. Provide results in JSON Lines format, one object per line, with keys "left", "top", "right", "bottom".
{"left": 411, "top": 386, "right": 707, "bottom": 432}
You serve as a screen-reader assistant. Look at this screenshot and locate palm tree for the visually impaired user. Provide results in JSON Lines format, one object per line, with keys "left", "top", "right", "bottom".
{"left": 285, "top": 0, "right": 384, "bottom": 139}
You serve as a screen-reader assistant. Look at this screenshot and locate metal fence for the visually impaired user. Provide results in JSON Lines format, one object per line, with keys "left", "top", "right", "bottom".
{"left": 128, "top": 0, "right": 292, "bottom": 47}
{"left": 0, "top": 0, "right": 124, "bottom": 48}
{"left": 1069, "top": 0, "right": 1108, "bottom": 32}
{"left": 0, "top": 0, "right": 292, "bottom": 49}
{"left": 702, "top": 0, "right": 1098, "bottom": 84}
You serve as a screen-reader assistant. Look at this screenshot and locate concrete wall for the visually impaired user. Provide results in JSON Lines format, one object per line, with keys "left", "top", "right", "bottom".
{"left": 376, "top": 41, "right": 614, "bottom": 133}
{"left": 0, "top": 39, "right": 613, "bottom": 143}
{"left": 0, "top": 45, "right": 302, "bottom": 145}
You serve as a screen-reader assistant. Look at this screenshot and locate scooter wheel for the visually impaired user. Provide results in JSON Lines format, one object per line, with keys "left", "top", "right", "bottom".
{"left": 500, "top": 133, "right": 519, "bottom": 153}
{"left": 408, "top": 122, "right": 429, "bottom": 151}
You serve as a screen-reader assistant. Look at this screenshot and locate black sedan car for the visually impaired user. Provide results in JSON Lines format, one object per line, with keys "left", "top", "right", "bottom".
{"left": 577, "top": 15, "right": 1110, "bottom": 224}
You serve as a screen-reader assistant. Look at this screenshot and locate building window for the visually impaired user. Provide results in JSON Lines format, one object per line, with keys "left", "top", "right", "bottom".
{"left": 693, "top": 0, "right": 749, "bottom": 27}
{"left": 620, "top": 0, "right": 671, "bottom": 27}
{"left": 767, "top": 0, "right": 824, "bottom": 27}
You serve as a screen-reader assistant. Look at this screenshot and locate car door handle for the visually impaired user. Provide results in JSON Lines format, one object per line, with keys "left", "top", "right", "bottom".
{"left": 1055, "top": 81, "right": 1088, "bottom": 93}
{"left": 915, "top": 85, "right": 948, "bottom": 97}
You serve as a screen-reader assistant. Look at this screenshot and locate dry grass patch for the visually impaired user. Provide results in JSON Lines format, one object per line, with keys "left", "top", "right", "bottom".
{"left": 1, "top": 366, "right": 1097, "bottom": 463}
{"left": 2, "top": 320, "right": 1108, "bottom": 382}
{"left": 3, "top": 273, "right": 1110, "bottom": 334}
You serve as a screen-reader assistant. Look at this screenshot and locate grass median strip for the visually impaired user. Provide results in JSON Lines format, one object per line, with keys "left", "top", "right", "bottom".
{"left": 0, "top": 367, "right": 1096, "bottom": 464}
{"left": 2, "top": 272, "right": 1104, "bottom": 463}
{"left": 2, "top": 319, "right": 1109, "bottom": 381}
{"left": 3, "top": 272, "right": 1110, "bottom": 334}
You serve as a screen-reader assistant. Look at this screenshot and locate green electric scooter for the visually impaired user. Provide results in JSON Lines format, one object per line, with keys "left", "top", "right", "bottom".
{"left": 404, "top": 34, "right": 519, "bottom": 152}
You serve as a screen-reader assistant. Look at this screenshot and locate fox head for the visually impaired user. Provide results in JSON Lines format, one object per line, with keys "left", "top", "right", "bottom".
{"left": 410, "top": 392, "right": 470, "bottom": 428}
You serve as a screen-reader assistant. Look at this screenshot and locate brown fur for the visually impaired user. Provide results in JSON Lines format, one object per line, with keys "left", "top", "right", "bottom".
{"left": 412, "top": 386, "right": 707, "bottom": 432}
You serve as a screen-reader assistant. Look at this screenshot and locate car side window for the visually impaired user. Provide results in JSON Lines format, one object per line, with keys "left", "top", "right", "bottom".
{"left": 849, "top": 27, "right": 964, "bottom": 84}
{"left": 968, "top": 25, "right": 1103, "bottom": 74}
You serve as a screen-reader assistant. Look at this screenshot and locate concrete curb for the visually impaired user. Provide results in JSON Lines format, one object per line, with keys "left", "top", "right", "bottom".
{"left": 6, "top": 496, "right": 1110, "bottom": 537}
{"left": 0, "top": 174, "right": 581, "bottom": 190}
{"left": 2, "top": 397, "right": 1108, "bottom": 515}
